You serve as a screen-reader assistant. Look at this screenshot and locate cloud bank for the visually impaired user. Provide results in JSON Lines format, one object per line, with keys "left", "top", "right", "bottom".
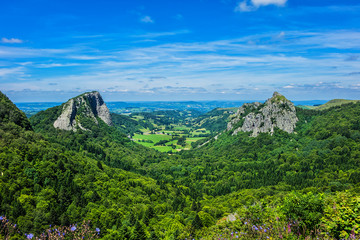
{"left": 1, "top": 37, "right": 23, "bottom": 44}
{"left": 235, "top": 0, "right": 287, "bottom": 12}
{"left": 140, "top": 16, "right": 154, "bottom": 23}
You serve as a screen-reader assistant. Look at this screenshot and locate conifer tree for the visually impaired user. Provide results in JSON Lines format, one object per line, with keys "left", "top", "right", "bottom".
{"left": 129, "top": 212, "right": 137, "bottom": 225}
{"left": 97, "top": 160, "right": 103, "bottom": 170}
{"left": 132, "top": 220, "right": 147, "bottom": 240}
{"left": 191, "top": 199, "right": 197, "bottom": 212}
{"left": 191, "top": 213, "right": 203, "bottom": 230}
{"left": 143, "top": 205, "right": 155, "bottom": 226}
{"left": 148, "top": 228, "right": 158, "bottom": 240}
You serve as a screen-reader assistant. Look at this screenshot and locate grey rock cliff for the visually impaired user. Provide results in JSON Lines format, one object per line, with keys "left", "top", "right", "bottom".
{"left": 53, "top": 91, "right": 112, "bottom": 131}
{"left": 227, "top": 92, "right": 298, "bottom": 137}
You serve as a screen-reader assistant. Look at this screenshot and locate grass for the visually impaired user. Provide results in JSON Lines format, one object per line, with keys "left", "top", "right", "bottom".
{"left": 152, "top": 146, "right": 174, "bottom": 152}
{"left": 133, "top": 132, "right": 205, "bottom": 152}
{"left": 133, "top": 133, "right": 172, "bottom": 142}
{"left": 187, "top": 137, "right": 205, "bottom": 142}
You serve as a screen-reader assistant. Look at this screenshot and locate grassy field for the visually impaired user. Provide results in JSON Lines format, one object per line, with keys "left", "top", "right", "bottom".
{"left": 123, "top": 111, "right": 212, "bottom": 152}
{"left": 132, "top": 132, "right": 205, "bottom": 152}
{"left": 133, "top": 133, "right": 172, "bottom": 141}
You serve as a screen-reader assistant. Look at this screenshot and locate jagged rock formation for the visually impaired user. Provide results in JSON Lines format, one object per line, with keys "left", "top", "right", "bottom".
{"left": 53, "top": 91, "right": 112, "bottom": 131}
{"left": 227, "top": 92, "right": 298, "bottom": 137}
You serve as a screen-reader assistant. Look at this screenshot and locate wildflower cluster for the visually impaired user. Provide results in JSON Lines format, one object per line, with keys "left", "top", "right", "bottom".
{"left": 34, "top": 221, "right": 100, "bottom": 240}
{"left": 1, "top": 216, "right": 100, "bottom": 240}
{"left": 186, "top": 216, "right": 360, "bottom": 240}
{"left": 0, "top": 215, "right": 21, "bottom": 239}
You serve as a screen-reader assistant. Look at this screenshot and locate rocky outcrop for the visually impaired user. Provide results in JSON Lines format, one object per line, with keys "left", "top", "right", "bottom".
{"left": 227, "top": 92, "right": 298, "bottom": 137}
{"left": 53, "top": 91, "right": 112, "bottom": 131}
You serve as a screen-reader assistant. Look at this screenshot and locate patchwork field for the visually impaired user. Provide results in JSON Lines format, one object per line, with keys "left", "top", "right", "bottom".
{"left": 132, "top": 131, "right": 206, "bottom": 152}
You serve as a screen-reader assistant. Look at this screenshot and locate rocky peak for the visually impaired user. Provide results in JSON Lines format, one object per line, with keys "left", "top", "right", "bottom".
{"left": 53, "top": 91, "right": 112, "bottom": 131}
{"left": 227, "top": 92, "right": 298, "bottom": 137}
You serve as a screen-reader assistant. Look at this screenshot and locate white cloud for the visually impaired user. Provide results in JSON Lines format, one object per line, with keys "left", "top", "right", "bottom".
{"left": 0, "top": 67, "right": 25, "bottom": 77}
{"left": 235, "top": 1, "right": 256, "bottom": 12}
{"left": 35, "top": 63, "right": 82, "bottom": 68}
{"left": 0, "top": 46, "right": 73, "bottom": 58}
{"left": 133, "top": 30, "right": 190, "bottom": 39}
{"left": 235, "top": 0, "right": 287, "bottom": 12}
{"left": 140, "top": 16, "right": 154, "bottom": 23}
{"left": 251, "top": 0, "right": 287, "bottom": 7}
{"left": 2, "top": 30, "right": 360, "bottom": 100}
{"left": 1, "top": 37, "right": 23, "bottom": 44}
{"left": 277, "top": 31, "right": 285, "bottom": 38}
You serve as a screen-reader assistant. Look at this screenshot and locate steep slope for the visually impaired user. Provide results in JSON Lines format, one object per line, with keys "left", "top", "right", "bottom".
{"left": 193, "top": 107, "right": 237, "bottom": 133}
{"left": 30, "top": 92, "right": 164, "bottom": 173}
{"left": 0, "top": 91, "right": 32, "bottom": 130}
{"left": 150, "top": 100, "right": 360, "bottom": 197}
{"left": 0, "top": 92, "right": 190, "bottom": 239}
{"left": 227, "top": 92, "right": 298, "bottom": 136}
{"left": 53, "top": 91, "right": 112, "bottom": 131}
{"left": 2, "top": 91, "right": 360, "bottom": 239}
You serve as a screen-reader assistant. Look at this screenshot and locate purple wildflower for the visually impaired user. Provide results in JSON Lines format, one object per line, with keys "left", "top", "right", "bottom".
{"left": 27, "top": 233, "right": 34, "bottom": 239}
{"left": 71, "top": 226, "right": 76, "bottom": 231}
{"left": 96, "top": 228, "right": 100, "bottom": 232}
{"left": 0, "top": 216, "right": 3, "bottom": 220}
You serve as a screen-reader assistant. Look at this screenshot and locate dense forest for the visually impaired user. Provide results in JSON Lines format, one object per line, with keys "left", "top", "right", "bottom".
{"left": 1, "top": 91, "right": 360, "bottom": 239}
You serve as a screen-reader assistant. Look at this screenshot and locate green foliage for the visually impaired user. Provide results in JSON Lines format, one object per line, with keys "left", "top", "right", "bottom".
{"left": 282, "top": 192, "right": 324, "bottom": 235}
{"left": 132, "top": 220, "right": 147, "bottom": 240}
{"left": 0, "top": 91, "right": 32, "bottom": 130}
{"left": 0, "top": 120, "right": 172, "bottom": 238}
{"left": 2, "top": 94, "right": 360, "bottom": 239}
{"left": 193, "top": 108, "right": 236, "bottom": 133}
{"left": 192, "top": 213, "right": 203, "bottom": 230}
{"left": 314, "top": 99, "right": 360, "bottom": 111}
{"left": 111, "top": 112, "right": 153, "bottom": 135}
{"left": 322, "top": 192, "right": 360, "bottom": 239}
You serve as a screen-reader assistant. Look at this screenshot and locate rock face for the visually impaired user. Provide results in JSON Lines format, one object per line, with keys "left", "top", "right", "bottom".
{"left": 227, "top": 92, "right": 298, "bottom": 137}
{"left": 53, "top": 91, "right": 112, "bottom": 131}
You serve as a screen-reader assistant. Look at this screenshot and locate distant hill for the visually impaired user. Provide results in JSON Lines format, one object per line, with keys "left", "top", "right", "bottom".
{"left": 314, "top": 99, "right": 360, "bottom": 110}
{"left": 300, "top": 99, "right": 360, "bottom": 110}
{"left": 0, "top": 91, "right": 32, "bottom": 130}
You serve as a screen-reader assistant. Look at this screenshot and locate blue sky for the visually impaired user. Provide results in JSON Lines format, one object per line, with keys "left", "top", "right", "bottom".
{"left": 1, "top": 0, "right": 360, "bottom": 102}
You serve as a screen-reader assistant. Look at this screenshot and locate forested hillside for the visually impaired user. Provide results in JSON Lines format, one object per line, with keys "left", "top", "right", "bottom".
{"left": 1, "top": 91, "right": 360, "bottom": 239}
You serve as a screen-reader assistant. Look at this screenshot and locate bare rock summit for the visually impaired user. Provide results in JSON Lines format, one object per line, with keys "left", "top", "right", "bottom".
{"left": 53, "top": 91, "right": 112, "bottom": 131}
{"left": 227, "top": 92, "right": 298, "bottom": 137}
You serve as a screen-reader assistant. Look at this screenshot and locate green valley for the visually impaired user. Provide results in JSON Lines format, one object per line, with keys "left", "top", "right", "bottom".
{"left": 111, "top": 110, "right": 215, "bottom": 152}
{"left": 1, "top": 91, "right": 360, "bottom": 240}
